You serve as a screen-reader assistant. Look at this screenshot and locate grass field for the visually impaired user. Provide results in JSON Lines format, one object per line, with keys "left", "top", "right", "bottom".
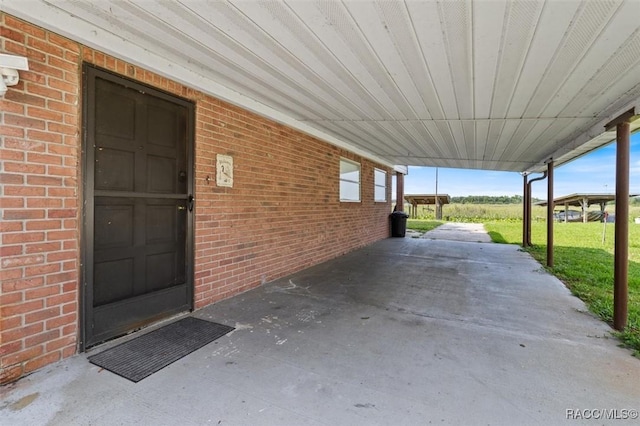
{"left": 405, "top": 220, "right": 442, "bottom": 233}
{"left": 407, "top": 202, "right": 640, "bottom": 223}
{"left": 407, "top": 203, "right": 546, "bottom": 222}
{"left": 406, "top": 204, "right": 640, "bottom": 356}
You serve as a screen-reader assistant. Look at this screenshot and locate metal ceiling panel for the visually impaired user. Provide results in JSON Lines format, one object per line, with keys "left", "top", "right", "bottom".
{"left": 523, "top": 1, "right": 622, "bottom": 118}
{"left": 405, "top": 0, "right": 458, "bottom": 119}
{"left": 487, "top": 0, "right": 543, "bottom": 120}
{"left": 230, "top": 1, "right": 390, "bottom": 120}
{"left": 2, "top": 0, "right": 640, "bottom": 173}
{"left": 472, "top": 0, "right": 505, "bottom": 120}
{"left": 506, "top": 1, "right": 579, "bottom": 118}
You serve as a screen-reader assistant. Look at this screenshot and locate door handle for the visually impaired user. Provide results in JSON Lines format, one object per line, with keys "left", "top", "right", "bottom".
{"left": 188, "top": 195, "right": 194, "bottom": 212}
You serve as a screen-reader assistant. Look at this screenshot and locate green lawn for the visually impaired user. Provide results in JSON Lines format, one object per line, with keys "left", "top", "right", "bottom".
{"left": 485, "top": 221, "right": 640, "bottom": 356}
{"left": 406, "top": 219, "right": 442, "bottom": 233}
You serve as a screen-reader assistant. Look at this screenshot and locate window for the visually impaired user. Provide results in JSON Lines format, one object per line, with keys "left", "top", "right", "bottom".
{"left": 340, "top": 158, "right": 360, "bottom": 202}
{"left": 374, "top": 169, "right": 387, "bottom": 202}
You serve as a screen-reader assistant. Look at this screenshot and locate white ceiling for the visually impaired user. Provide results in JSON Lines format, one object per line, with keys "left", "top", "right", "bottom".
{"left": 3, "top": 0, "right": 640, "bottom": 173}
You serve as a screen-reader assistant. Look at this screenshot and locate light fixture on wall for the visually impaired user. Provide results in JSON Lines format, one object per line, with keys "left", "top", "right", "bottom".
{"left": 0, "top": 53, "right": 29, "bottom": 97}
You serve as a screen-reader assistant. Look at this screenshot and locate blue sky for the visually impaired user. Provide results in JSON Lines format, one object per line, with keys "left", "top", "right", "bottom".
{"left": 402, "top": 131, "right": 640, "bottom": 200}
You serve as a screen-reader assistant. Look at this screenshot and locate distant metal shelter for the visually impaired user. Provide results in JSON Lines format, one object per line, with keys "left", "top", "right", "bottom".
{"left": 535, "top": 193, "right": 638, "bottom": 223}
{"left": 404, "top": 194, "right": 451, "bottom": 219}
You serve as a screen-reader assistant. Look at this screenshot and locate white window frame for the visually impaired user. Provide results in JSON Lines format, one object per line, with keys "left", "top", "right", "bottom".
{"left": 374, "top": 168, "right": 387, "bottom": 202}
{"left": 339, "top": 158, "right": 361, "bottom": 202}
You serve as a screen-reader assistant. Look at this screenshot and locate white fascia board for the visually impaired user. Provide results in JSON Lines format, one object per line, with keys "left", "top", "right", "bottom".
{"left": 1, "top": 2, "right": 396, "bottom": 169}
{"left": 526, "top": 98, "right": 640, "bottom": 173}
{"left": 393, "top": 165, "right": 409, "bottom": 174}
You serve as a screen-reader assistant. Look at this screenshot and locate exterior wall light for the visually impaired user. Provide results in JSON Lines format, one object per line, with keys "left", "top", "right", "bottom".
{"left": 0, "top": 53, "right": 29, "bottom": 97}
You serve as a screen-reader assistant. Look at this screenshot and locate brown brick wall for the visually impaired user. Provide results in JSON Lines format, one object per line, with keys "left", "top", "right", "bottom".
{"left": 1, "top": 13, "right": 80, "bottom": 383}
{"left": 1, "top": 14, "right": 392, "bottom": 384}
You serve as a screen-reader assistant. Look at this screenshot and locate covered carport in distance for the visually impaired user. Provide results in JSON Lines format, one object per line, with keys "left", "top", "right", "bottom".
{"left": 2, "top": 0, "right": 640, "bottom": 371}
{"left": 535, "top": 193, "right": 640, "bottom": 223}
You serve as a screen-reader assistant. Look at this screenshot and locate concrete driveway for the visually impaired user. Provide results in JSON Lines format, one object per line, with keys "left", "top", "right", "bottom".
{"left": 2, "top": 235, "right": 639, "bottom": 425}
{"left": 421, "top": 222, "right": 492, "bottom": 243}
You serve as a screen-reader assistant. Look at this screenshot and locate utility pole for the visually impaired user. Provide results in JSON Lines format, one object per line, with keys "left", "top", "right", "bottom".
{"left": 435, "top": 167, "right": 441, "bottom": 220}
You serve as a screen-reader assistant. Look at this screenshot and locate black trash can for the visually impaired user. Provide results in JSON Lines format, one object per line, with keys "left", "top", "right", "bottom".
{"left": 390, "top": 211, "right": 409, "bottom": 237}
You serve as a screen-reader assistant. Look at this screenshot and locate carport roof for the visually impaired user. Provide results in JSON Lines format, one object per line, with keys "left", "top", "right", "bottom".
{"left": 4, "top": 0, "right": 640, "bottom": 173}
{"left": 405, "top": 194, "right": 451, "bottom": 206}
{"left": 535, "top": 193, "right": 639, "bottom": 207}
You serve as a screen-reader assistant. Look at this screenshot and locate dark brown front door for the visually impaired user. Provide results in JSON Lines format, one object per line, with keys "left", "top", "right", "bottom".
{"left": 83, "top": 65, "right": 194, "bottom": 348}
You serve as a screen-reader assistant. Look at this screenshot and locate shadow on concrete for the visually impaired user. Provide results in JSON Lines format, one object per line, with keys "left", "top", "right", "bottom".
{"left": 526, "top": 244, "right": 639, "bottom": 344}
{"left": 487, "top": 228, "right": 638, "bottom": 351}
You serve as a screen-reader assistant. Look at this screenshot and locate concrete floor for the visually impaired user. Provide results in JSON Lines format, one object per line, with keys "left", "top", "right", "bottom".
{"left": 2, "top": 230, "right": 639, "bottom": 425}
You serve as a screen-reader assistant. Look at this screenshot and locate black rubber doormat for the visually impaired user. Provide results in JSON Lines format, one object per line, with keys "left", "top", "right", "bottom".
{"left": 88, "top": 317, "right": 234, "bottom": 382}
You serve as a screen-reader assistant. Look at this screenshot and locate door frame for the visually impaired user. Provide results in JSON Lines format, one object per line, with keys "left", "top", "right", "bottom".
{"left": 80, "top": 64, "right": 195, "bottom": 351}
